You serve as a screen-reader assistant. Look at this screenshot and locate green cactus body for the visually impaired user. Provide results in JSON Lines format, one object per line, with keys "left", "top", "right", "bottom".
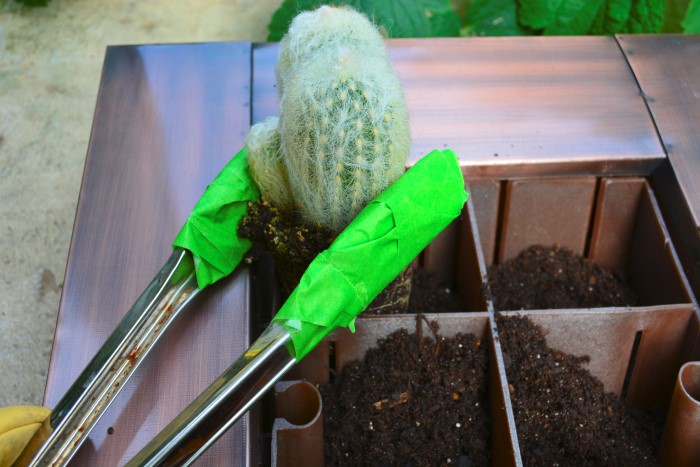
{"left": 276, "top": 6, "right": 387, "bottom": 95}
{"left": 279, "top": 47, "right": 410, "bottom": 231}
{"left": 245, "top": 116, "right": 293, "bottom": 210}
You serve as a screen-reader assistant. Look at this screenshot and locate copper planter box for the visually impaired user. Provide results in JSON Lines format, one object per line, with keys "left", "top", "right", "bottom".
{"left": 266, "top": 176, "right": 699, "bottom": 466}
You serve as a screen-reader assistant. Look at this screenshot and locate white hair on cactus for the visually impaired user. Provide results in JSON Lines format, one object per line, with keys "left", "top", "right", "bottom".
{"left": 245, "top": 116, "right": 293, "bottom": 210}
{"left": 279, "top": 43, "right": 410, "bottom": 231}
{"left": 276, "top": 5, "right": 388, "bottom": 95}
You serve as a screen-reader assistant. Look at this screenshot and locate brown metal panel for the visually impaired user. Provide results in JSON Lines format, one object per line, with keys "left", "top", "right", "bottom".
{"left": 456, "top": 195, "right": 489, "bottom": 311}
{"left": 488, "top": 315, "right": 522, "bottom": 467}
{"left": 618, "top": 35, "right": 700, "bottom": 230}
{"left": 468, "top": 180, "right": 501, "bottom": 268}
{"left": 588, "top": 177, "right": 645, "bottom": 279}
{"left": 272, "top": 381, "right": 324, "bottom": 467}
{"left": 253, "top": 37, "right": 664, "bottom": 177}
{"left": 516, "top": 307, "right": 695, "bottom": 406}
{"left": 44, "top": 43, "right": 253, "bottom": 465}
{"left": 619, "top": 35, "right": 700, "bottom": 301}
{"left": 498, "top": 177, "right": 597, "bottom": 263}
{"left": 423, "top": 218, "right": 460, "bottom": 287}
{"left": 628, "top": 185, "right": 694, "bottom": 307}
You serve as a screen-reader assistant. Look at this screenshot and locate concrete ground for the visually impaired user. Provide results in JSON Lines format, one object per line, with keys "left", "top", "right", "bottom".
{"left": 0, "top": 0, "right": 281, "bottom": 407}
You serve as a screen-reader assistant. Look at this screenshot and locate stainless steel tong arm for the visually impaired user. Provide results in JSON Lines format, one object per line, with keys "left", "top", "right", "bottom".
{"left": 127, "top": 323, "right": 295, "bottom": 466}
{"left": 23, "top": 249, "right": 200, "bottom": 467}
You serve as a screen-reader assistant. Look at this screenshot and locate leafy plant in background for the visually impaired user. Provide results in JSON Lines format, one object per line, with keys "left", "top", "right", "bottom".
{"left": 268, "top": 0, "right": 462, "bottom": 40}
{"left": 11, "top": 0, "right": 51, "bottom": 7}
{"left": 268, "top": 0, "right": 700, "bottom": 39}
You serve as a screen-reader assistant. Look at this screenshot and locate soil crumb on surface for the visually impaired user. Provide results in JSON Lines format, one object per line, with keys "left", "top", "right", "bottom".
{"left": 486, "top": 245, "right": 637, "bottom": 311}
{"left": 496, "top": 314, "right": 663, "bottom": 466}
{"left": 321, "top": 318, "right": 490, "bottom": 466}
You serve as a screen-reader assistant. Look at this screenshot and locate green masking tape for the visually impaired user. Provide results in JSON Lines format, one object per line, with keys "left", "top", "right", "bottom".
{"left": 273, "top": 149, "right": 468, "bottom": 360}
{"left": 173, "top": 147, "right": 260, "bottom": 289}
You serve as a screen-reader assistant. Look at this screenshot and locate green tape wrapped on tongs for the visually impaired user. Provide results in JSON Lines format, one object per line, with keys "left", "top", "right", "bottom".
{"left": 19, "top": 148, "right": 260, "bottom": 467}
{"left": 127, "top": 148, "right": 468, "bottom": 466}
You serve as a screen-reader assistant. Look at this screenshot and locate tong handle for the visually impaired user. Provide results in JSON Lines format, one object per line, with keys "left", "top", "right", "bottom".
{"left": 23, "top": 249, "right": 199, "bottom": 467}
{"left": 127, "top": 323, "right": 295, "bottom": 466}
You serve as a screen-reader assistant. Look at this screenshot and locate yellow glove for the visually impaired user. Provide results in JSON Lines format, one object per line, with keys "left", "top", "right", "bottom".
{"left": 0, "top": 406, "right": 51, "bottom": 467}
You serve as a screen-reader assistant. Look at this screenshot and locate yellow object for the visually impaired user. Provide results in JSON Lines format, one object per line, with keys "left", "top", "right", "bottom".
{"left": 0, "top": 406, "right": 51, "bottom": 467}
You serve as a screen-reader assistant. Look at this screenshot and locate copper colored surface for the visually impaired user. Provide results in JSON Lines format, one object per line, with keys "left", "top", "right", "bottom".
{"left": 467, "top": 180, "right": 501, "bottom": 268}
{"left": 660, "top": 362, "right": 700, "bottom": 467}
{"left": 456, "top": 195, "right": 489, "bottom": 311}
{"left": 618, "top": 35, "right": 700, "bottom": 230}
{"left": 253, "top": 37, "right": 664, "bottom": 178}
{"left": 423, "top": 219, "right": 460, "bottom": 288}
{"left": 272, "top": 381, "right": 324, "bottom": 467}
{"left": 627, "top": 185, "right": 693, "bottom": 307}
{"left": 43, "top": 43, "right": 254, "bottom": 465}
{"left": 498, "top": 177, "right": 597, "bottom": 262}
{"left": 588, "top": 178, "right": 644, "bottom": 279}
{"left": 619, "top": 35, "right": 700, "bottom": 301}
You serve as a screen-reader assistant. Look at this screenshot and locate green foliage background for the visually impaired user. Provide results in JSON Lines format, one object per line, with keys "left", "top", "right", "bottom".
{"left": 268, "top": 0, "right": 700, "bottom": 39}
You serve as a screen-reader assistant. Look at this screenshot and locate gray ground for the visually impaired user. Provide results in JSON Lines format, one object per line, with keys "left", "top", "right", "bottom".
{"left": 0, "top": 0, "right": 280, "bottom": 407}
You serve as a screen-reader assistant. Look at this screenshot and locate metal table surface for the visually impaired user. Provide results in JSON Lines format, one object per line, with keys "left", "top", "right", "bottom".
{"left": 44, "top": 43, "right": 255, "bottom": 465}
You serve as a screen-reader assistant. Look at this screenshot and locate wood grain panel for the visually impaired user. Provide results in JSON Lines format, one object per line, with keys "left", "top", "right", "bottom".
{"left": 253, "top": 37, "right": 664, "bottom": 178}
{"left": 618, "top": 35, "right": 700, "bottom": 229}
{"left": 44, "top": 43, "right": 253, "bottom": 465}
{"left": 498, "top": 178, "right": 597, "bottom": 263}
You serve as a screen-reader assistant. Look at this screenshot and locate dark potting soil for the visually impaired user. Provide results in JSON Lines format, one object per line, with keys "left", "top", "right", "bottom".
{"left": 239, "top": 200, "right": 468, "bottom": 314}
{"left": 496, "top": 314, "right": 664, "bottom": 466}
{"left": 406, "top": 268, "right": 466, "bottom": 313}
{"left": 485, "top": 245, "right": 637, "bottom": 311}
{"left": 321, "top": 317, "right": 490, "bottom": 466}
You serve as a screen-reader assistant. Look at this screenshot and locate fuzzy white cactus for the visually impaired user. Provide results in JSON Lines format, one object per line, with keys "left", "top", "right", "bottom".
{"left": 248, "top": 6, "right": 410, "bottom": 232}
{"left": 276, "top": 6, "right": 388, "bottom": 94}
{"left": 245, "top": 116, "right": 293, "bottom": 210}
{"left": 280, "top": 48, "right": 409, "bottom": 231}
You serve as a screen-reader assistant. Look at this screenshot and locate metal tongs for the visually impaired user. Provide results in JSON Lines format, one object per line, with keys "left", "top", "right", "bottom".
{"left": 21, "top": 249, "right": 197, "bottom": 465}
{"left": 21, "top": 248, "right": 296, "bottom": 466}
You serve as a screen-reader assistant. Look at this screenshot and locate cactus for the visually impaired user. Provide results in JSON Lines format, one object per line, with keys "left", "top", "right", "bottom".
{"left": 279, "top": 47, "right": 410, "bottom": 231}
{"left": 276, "top": 6, "right": 388, "bottom": 94}
{"left": 245, "top": 116, "right": 293, "bottom": 210}
{"left": 244, "top": 6, "right": 412, "bottom": 307}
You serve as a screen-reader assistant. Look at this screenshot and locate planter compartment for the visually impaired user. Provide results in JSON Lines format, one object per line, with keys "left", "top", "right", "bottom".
{"left": 496, "top": 307, "right": 699, "bottom": 465}
{"left": 271, "top": 314, "right": 517, "bottom": 465}
{"left": 471, "top": 177, "right": 694, "bottom": 308}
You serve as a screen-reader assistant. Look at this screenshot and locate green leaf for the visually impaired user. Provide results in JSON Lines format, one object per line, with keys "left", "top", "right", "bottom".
{"left": 682, "top": 0, "right": 699, "bottom": 32}
{"left": 544, "top": 0, "right": 606, "bottom": 34}
{"left": 518, "top": 0, "right": 607, "bottom": 34}
{"left": 13, "top": 0, "right": 50, "bottom": 6}
{"left": 348, "top": 0, "right": 431, "bottom": 37}
{"left": 267, "top": 0, "right": 333, "bottom": 41}
{"left": 267, "top": 0, "right": 460, "bottom": 40}
{"left": 518, "top": 0, "right": 561, "bottom": 30}
{"left": 427, "top": 8, "right": 463, "bottom": 36}
{"left": 626, "top": 0, "right": 666, "bottom": 33}
{"left": 464, "top": 0, "right": 534, "bottom": 36}
{"left": 590, "top": 0, "right": 631, "bottom": 34}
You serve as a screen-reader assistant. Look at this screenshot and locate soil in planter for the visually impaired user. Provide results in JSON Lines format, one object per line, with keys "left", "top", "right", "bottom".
{"left": 321, "top": 317, "right": 490, "bottom": 466}
{"left": 485, "top": 245, "right": 637, "bottom": 311}
{"left": 496, "top": 314, "right": 664, "bottom": 466}
{"left": 239, "top": 200, "right": 466, "bottom": 314}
